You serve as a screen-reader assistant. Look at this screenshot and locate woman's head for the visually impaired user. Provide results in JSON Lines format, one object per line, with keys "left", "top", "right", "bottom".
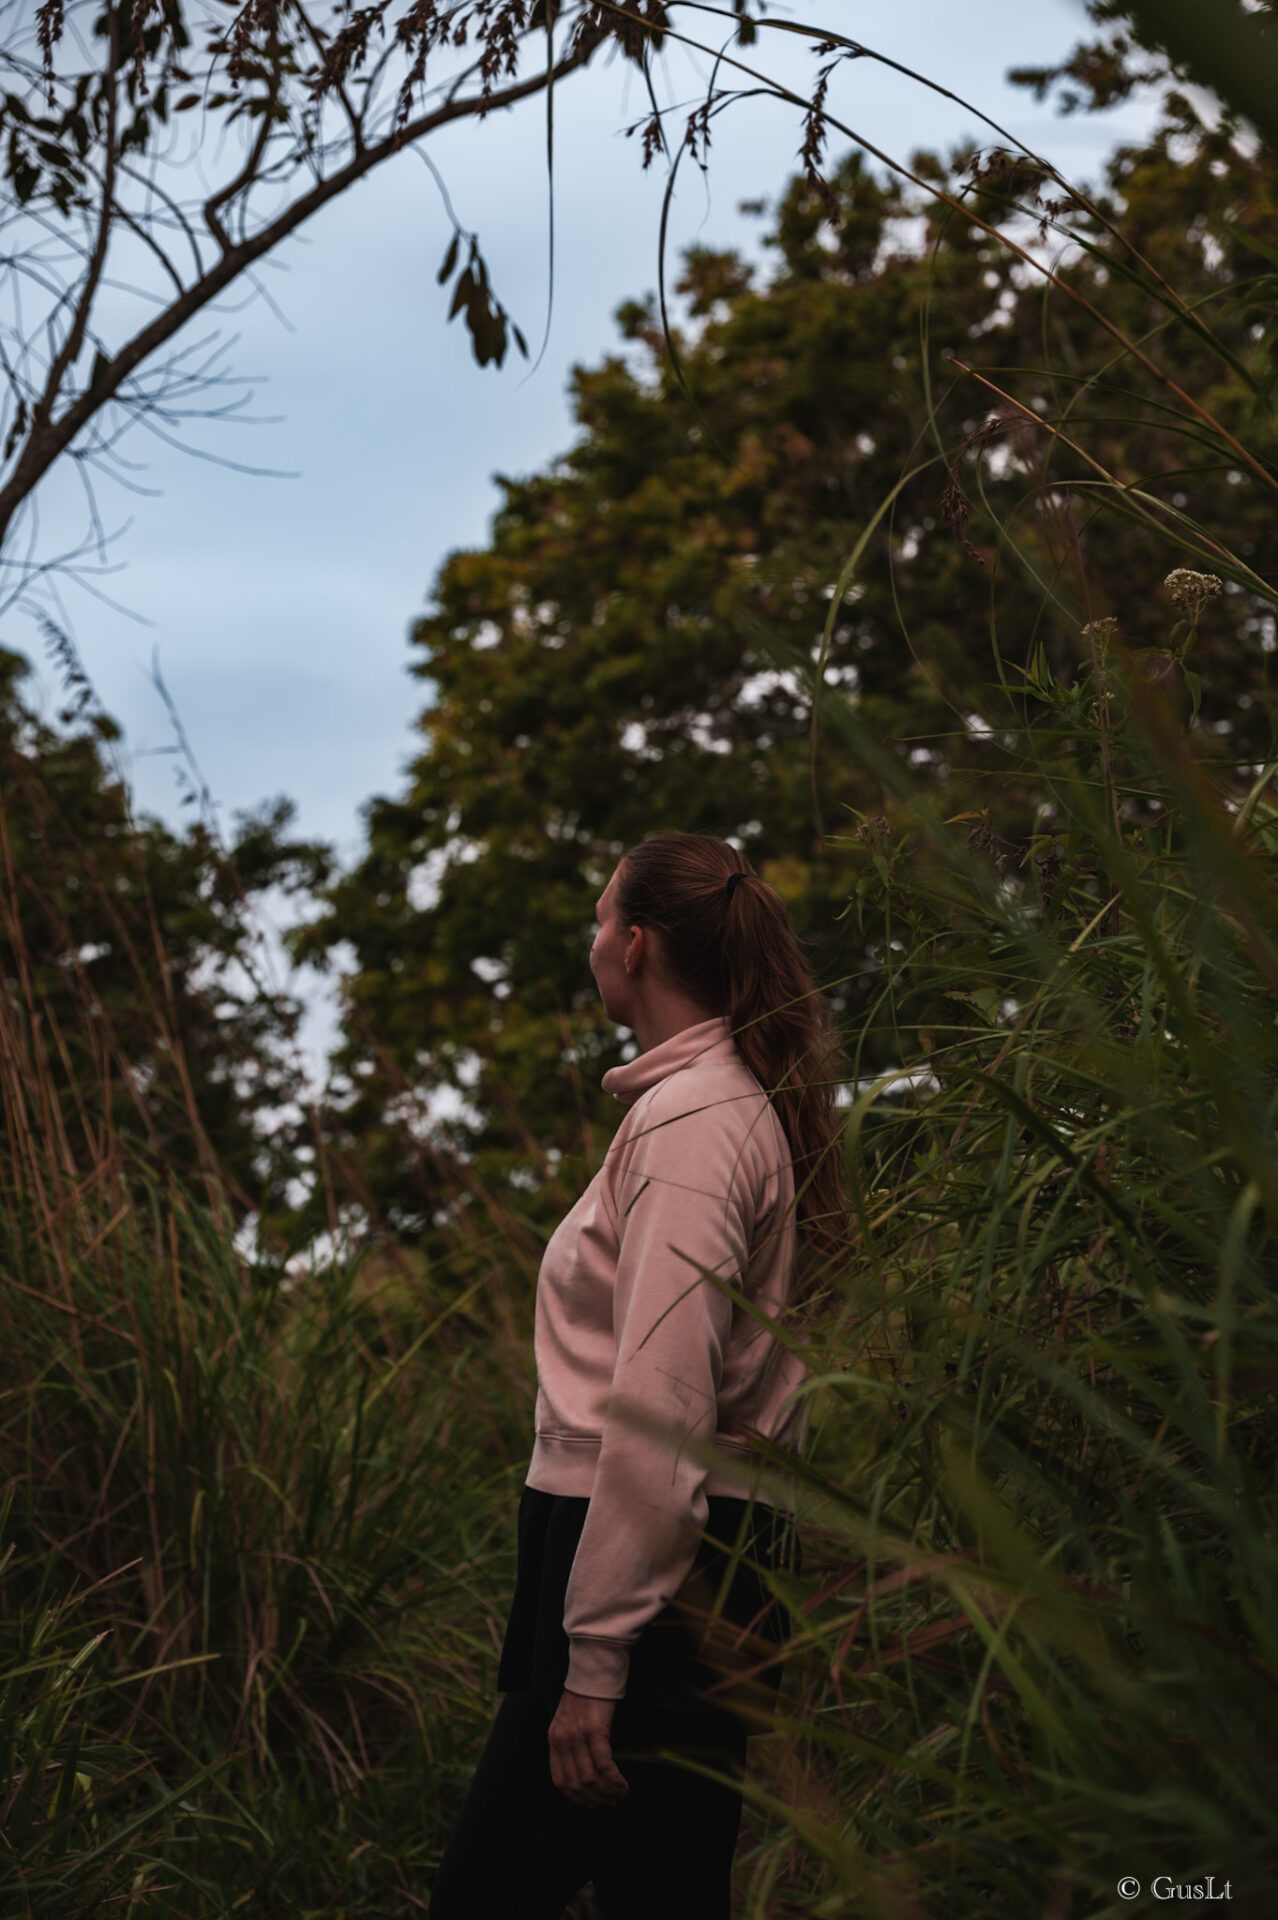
{"left": 599, "top": 831, "right": 846, "bottom": 1285}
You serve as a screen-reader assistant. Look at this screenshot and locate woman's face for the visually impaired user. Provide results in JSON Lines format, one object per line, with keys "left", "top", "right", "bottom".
{"left": 589, "top": 864, "right": 638, "bottom": 1023}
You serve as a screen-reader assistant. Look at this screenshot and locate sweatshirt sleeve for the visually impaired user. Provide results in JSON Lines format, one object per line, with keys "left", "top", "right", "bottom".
{"left": 561, "top": 1083, "right": 760, "bottom": 1699}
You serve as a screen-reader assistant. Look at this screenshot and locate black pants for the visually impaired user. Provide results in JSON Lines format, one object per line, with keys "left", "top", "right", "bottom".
{"left": 429, "top": 1489, "right": 798, "bottom": 1918}
{"left": 427, "top": 1690, "right": 747, "bottom": 1920}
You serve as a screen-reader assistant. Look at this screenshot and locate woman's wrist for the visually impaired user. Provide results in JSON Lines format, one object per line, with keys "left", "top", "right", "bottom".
{"left": 566, "top": 1633, "right": 631, "bottom": 1699}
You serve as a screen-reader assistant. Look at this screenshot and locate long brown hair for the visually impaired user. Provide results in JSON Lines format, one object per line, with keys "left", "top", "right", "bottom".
{"left": 616, "top": 831, "right": 847, "bottom": 1291}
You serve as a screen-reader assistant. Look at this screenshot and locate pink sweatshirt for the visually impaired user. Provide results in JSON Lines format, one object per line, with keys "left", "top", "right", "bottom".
{"left": 526, "top": 1015, "right": 807, "bottom": 1699}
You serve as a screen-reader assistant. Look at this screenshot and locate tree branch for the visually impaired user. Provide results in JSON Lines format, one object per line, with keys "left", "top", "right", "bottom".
{"left": 34, "top": 12, "right": 118, "bottom": 434}
{"left": 204, "top": 81, "right": 282, "bottom": 253}
{"left": 117, "top": 153, "right": 209, "bottom": 284}
{"left": 290, "top": 0, "right": 367, "bottom": 156}
{"left": 110, "top": 200, "right": 186, "bottom": 300}
{"left": 0, "top": 42, "right": 591, "bottom": 553}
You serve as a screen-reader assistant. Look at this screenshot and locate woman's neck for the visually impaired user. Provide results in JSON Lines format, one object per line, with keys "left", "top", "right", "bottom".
{"left": 631, "top": 995, "right": 720, "bottom": 1055}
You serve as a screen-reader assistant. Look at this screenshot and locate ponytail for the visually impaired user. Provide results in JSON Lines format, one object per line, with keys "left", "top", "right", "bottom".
{"left": 616, "top": 832, "right": 847, "bottom": 1297}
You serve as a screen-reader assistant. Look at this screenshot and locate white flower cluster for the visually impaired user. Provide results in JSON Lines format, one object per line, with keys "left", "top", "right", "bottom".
{"left": 1081, "top": 615, "right": 1120, "bottom": 652}
{"left": 1164, "top": 568, "right": 1223, "bottom": 625}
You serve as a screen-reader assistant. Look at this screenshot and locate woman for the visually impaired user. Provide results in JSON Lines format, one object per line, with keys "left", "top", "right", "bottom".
{"left": 429, "top": 831, "right": 844, "bottom": 1920}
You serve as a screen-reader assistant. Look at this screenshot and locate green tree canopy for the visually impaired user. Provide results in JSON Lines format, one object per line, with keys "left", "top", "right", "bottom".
{"left": 0, "top": 643, "right": 330, "bottom": 1215}
{"left": 1013, "top": 0, "right": 1278, "bottom": 149}
{"left": 298, "top": 108, "right": 1278, "bottom": 1240}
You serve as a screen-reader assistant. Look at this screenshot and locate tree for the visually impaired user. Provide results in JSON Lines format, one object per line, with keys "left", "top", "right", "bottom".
{"left": 1012, "top": 0, "right": 1278, "bottom": 150}
{"left": 0, "top": 0, "right": 826, "bottom": 606}
{"left": 0, "top": 638, "right": 330, "bottom": 1213}
{"left": 296, "top": 107, "right": 1277, "bottom": 1240}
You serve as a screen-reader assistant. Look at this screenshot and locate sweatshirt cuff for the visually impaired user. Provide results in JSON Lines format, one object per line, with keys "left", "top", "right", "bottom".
{"left": 565, "top": 1636, "right": 631, "bottom": 1700}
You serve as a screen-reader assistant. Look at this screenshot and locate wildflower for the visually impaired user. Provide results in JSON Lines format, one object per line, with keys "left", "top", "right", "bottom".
{"left": 1081, "top": 615, "right": 1119, "bottom": 658}
{"left": 1164, "top": 568, "right": 1223, "bottom": 626}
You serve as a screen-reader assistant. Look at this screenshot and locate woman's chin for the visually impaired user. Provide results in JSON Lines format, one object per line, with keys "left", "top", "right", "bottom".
{"left": 594, "top": 984, "right": 630, "bottom": 1027}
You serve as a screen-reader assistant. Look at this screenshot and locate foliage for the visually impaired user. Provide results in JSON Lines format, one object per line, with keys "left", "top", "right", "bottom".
{"left": 0, "top": 874, "right": 535, "bottom": 1909}
{"left": 733, "top": 613, "right": 1278, "bottom": 1917}
{"left": 0, "top": 15, "right": 1276, "bottom": 1918}
{"left": 0, "top": 641, "right": 329, "bottom": 1212}
{"left": 299, "top": 106, "right": 1278, "bottom": 1237}
{"left": 4, "top": 601, "right": 1273, "bottom": 1917}
{"left": 723, "top": 26, "right": 1278, "bottom": 1903}
{"left": 1013, "top": 0, "right": 1278, "bottom": 147}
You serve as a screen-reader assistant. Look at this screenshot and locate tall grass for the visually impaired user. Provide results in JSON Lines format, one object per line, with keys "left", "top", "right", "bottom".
{"left": 0, "top": 863, "right": 538, "bottom": 1911}
{"left": 722, "top": 39, "right": 1278, "bottom": 1908}
{"left": 732, "top": 633, "right": 1278, "bottom": 1918}
{"left": 6, "top": 620, "right": 1272, "bottom": 1917}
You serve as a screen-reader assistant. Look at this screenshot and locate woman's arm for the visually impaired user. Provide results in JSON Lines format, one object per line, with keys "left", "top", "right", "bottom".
{"left": 561, "top": 1086, "right": 760, "bottom": 1699}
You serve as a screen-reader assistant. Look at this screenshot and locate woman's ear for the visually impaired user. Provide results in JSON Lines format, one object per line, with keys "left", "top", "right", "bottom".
{"left": 624, "top": 924, "right": 645, "bottom": 976}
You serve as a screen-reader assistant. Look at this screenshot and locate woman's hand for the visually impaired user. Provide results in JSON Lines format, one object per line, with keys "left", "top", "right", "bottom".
{"left": 547, "top": 1689, "right": 630, "bottom": 1808}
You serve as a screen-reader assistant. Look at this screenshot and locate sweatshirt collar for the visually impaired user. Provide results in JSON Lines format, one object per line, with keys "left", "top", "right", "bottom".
{"left": 601, "top": 1015, "right": 735, "bottom": 1106}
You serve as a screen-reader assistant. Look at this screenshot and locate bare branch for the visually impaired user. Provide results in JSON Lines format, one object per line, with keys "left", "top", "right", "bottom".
{"left": 0, "top": 41, "right": 592, "bottom": 552}
{"left": 109, "top": 200, "right": 187, "bottom": 301}
{"left": 116, "top": 153, "right": 208, "bottom": 283}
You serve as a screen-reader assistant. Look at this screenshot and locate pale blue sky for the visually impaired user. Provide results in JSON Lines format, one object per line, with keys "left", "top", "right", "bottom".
{"left": 21, "top": 0, "right": 1157, "bottom": 863}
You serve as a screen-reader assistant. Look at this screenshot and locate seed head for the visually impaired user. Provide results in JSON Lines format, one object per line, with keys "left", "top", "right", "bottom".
{"left": 1164, "top": 568, "right": 1222, "bottom": 626}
